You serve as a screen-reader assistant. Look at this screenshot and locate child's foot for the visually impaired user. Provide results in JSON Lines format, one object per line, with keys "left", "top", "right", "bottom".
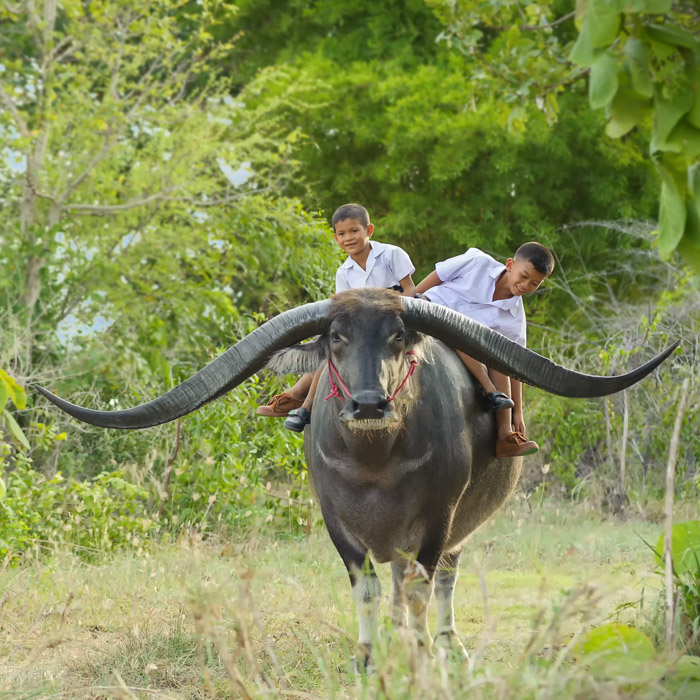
{"left": 496, "top": 431, "right": 539, "bottom": 458}
{"left": 256, "top": 393, "right": 304, "bottom": 417}
{"left": 485, "top": 391, "right": 515, "bottom": 411}
{"left": 284, "top": 407, "right": 311, "bottom": 432}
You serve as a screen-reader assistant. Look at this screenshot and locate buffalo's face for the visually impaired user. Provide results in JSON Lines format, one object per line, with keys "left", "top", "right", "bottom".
{"left": 327, "top": 309, "right": 417, "bottom": 431}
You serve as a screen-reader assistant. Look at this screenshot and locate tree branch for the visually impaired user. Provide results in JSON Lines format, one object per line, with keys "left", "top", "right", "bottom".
{"left": 0, "top": 82, "right": 29, "bottom": 138}
{"left": 59, "top": 131, "right": 119, "bottom": 204}
{"left": 64, "top": 186, "right": 270, "bottom": 215}
{"left": 520, "top": 11, "right": 576, "bottom": 32}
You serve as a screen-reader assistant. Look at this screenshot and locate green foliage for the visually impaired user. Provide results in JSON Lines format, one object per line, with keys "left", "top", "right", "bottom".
{"left": 528, "top": 393, "right": 604, "bottom": 490}
{"left": 0, "top": 460, "right": 158, "bottom": 563}
{"left": 0, "top": 369, "right": 28, "bottom": 449}
{"left": 574, "top": 623, "right": 661, "bottom": 681}
{"left": 655, "top": 520, "right": 700, "bottom": 577}
{"left": 653, "top": 520, "right": 700, "bottom": 653}
{"left": 570, "top": 1, "right": 700, "bottom": 269}
{"left": 161, "top": 371, "right": 314, "bottom": 536}
{"left": 240, "top": 56, "right": 657, "bottom": 277}
{"left": 426, "top": 0, "right": 700, "bottom": 270}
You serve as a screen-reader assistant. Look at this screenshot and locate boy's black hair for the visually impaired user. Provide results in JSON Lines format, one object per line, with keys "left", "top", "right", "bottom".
{"left": 514, "top": 241, "right": 555, "bottom": 276}
{"left": 332, "top": 203, "right": 370, "bottom": 229}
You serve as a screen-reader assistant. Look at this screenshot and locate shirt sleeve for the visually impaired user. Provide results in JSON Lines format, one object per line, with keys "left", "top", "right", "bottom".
{"left": 335, "top": 267, "right": 350, "bottom": 293}
{"left": 387, "top": 245, "right": 415, "bottom": 281}
{"left": 435, "top": 248, "right": 482, "bottom": 282}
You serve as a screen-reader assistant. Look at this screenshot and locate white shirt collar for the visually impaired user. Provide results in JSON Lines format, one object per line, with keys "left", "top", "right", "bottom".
{"left": 486, "top": 265, "right": 522, "bottom": 318}
{"left": 340, "top": 241, "right": 385, "bottom": 271}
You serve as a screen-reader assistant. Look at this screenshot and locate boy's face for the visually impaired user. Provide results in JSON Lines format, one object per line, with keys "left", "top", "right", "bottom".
{"left": 333, "top": 217, "right": 374, "bottom": 257}
{"left": 504, "top": 258, "right": 548, "bottom": 296}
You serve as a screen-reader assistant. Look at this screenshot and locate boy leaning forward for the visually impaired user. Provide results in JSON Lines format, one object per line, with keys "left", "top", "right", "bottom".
{"left": 416, "top": 243, "right": 554, "bottom": 459}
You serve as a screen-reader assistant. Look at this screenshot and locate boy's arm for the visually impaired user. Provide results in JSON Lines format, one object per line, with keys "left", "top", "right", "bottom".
{"left": 511, "top": 379, "right": 526, "bottom": 434}
{"left": 415, "top": 270, "right": 442, "bottom": 294}
{"left": 399, "top": 274, "right": 416, "bottom": 298}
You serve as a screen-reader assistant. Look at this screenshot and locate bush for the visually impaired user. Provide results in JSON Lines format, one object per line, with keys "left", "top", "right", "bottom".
{"left": 0, "top": 459, "right": 158, "bottom": 562}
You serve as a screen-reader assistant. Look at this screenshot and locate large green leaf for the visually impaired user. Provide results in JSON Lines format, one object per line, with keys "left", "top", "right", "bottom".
{"left": 588, "top": 0, "right": 621, "bottom": 49}
{"left": 655, "top": 521, "right": 700, "bottom": 575}
{"left": 11, "top": 383, "right": 27, "bottom": 410}
{"left": 651, "top": 86, "right": 695, "bottom": 153}
{"left": 686, "top": 200, "right": 700, "bottom": 246}
{"left": 0, "top": 371, "right": 18, "bottom": 408}
{"left": 0, "top": 379, "right": 8, "bottom": 410}
{"left": 657, "top": 167, "right": 687, "bottom": 259}
{"left": 688, "top": 74, "right": 700, "bottom": 129}
{"left": 1, "top": 409, "right": 30, "bottom": 450}
{"left": 620, "top": 0, "right": 672, "bottom": 11}
{"left": 646, "top": 24, "right": 698, "bottom": 50}
{"left": 589, "top": 52, "right": 619, "bottom": 110}
{"left": 690, "top": 163, "right": 700, "bottom": 211}
{"left": 605, "top": 89, "right": 651, "bottom": 138}
{"left": 570, "top": 18, "right": 602, "bottom": 68}
{"left": 665, "top": 120, "right": 700, "bottom": 159}
{"left": 575, "top": 623, "right": 660, "bottom": 680}
{"left": 623, "top": 37, "right": 653, "bottom": 98}
{"left": 676, "top": 656, "right": 700, "bottom": 681}
{"left": 678, "top": 227, "right": 700, "bottom": 272}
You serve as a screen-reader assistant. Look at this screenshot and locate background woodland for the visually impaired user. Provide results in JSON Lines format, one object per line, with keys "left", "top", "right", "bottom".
{"left": 0, "top": 0, "right": 698, "bottom": 559}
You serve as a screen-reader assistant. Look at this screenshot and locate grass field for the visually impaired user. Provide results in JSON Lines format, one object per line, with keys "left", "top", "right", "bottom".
{"left": 1, "top": 497, "right": 697, "bottom": 699}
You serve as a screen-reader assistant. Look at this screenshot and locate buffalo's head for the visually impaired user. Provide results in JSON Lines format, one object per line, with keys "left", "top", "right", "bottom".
{"left": 268, "top": 289, "right": 431, "bottom": 431}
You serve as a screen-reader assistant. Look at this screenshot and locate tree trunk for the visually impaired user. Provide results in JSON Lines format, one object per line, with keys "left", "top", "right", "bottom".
{"left": 618, "top": 389, "right": 629, "bottom": 496}
{"left": 664, "top": 377, "right": 691, "bottom": 650}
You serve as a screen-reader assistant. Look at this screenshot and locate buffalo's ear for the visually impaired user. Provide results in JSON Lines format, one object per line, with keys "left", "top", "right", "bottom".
{"left": 405, "top": 331, "right": 433, "bottom": 363}
{"left": 265, "top": 335, "right": 329, "bottom": 374}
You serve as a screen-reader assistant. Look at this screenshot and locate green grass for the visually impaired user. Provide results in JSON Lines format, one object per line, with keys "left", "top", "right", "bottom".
{"left": 1, "top": 498, "right": 697, "bottom": 699}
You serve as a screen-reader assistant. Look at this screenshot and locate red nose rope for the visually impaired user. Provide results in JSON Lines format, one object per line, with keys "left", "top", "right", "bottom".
{"left": 324, "top": 351, "right": 418, "bottom": 402}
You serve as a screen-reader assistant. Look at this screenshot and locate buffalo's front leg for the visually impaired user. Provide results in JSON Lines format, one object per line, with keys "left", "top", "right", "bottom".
{"left": 434, "top": 549, "right": 469, "bottom": 660}
{"left": 321, "top": 506, "right": 380, "bottom": 670}
{"left": 391, "top": 556, "right": 434, "bottom": 648}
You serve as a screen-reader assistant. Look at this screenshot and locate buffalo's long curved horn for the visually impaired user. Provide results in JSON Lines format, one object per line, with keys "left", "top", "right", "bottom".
{"left": 35, "top": 300, "right": 332, "bottom": 429}
{"left": 402, "top": 297, "right": 678, "bottom": 398}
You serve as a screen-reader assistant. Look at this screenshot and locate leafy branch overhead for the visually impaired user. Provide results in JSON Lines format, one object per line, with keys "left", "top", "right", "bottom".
{"left": 429, "top": 0, "right": 699, "bottom": 271}
{"left": 571, "top": 0, "right": 700, "bottom": 268}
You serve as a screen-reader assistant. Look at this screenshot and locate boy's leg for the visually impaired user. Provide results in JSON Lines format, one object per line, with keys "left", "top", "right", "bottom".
{"left": 455, "top": 350, "right": 514, "bottom": 411}
{"left": 256, "top": 373, "right": 313, "bottom": 417}
{"left": 284, "top": 366, "right": 323, "bottom": 432}
{"left": 489, "top": 369, "right": 538, "bottom": 458}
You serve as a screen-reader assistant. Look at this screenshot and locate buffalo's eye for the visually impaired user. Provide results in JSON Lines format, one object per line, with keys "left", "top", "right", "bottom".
{"left": 393, "top": 332, "right": 403, "bottom": 342}
{"left": 331, "top": 333, "right": 342, "bottom": 343}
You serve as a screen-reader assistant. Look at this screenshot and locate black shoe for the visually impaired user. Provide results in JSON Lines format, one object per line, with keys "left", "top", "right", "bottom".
{"left": 284, "top": 407, "right": 311, "bottom": 432}
{"left": 484, "top": 392, "right": 515, "bottom": 411}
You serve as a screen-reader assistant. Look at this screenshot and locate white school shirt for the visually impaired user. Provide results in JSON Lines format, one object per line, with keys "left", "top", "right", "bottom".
{"left": 335, "top": 240, "right": 415, "bottom": 293}
{"left": 425, "top": 247, "right": 527, "bottom": 346}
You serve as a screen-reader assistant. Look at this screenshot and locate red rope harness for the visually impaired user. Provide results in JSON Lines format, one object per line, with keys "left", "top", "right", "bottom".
{"left": 324, "top": 351, "right": 418, "bottom": 402}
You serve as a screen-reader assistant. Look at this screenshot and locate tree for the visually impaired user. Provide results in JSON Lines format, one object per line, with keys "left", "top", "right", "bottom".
{"left": 428, "top": 0, "right": 700, "bottom": 270}
{"left": 0, "top": 0, "right": 338, "bottom": 378}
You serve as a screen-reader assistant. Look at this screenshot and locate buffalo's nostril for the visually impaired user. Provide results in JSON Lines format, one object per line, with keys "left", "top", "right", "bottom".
{"left": 352, "top": 398, "right": 387, "bottom": 420}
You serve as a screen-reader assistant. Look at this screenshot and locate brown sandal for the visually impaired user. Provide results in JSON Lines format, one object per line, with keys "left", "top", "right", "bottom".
{"left": 256, "top": 392, "right": 304, "bottom": 417}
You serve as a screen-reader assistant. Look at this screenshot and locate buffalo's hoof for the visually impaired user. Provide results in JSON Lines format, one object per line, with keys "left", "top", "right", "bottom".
{"left": 352, "top": 644, "right": 375, "bottom": 675}
{"left": 433, "top": 630, "right": 469, "bottom": 662}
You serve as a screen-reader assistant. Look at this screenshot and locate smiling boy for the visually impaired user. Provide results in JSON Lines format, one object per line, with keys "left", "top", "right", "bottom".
{"left": 416, "top": 243, "right": 554, "bottom": 458}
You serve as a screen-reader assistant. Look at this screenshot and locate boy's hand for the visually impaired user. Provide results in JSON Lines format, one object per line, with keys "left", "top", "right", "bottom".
{"left": 513, "top": 410, "right": 526, "bottom": 435}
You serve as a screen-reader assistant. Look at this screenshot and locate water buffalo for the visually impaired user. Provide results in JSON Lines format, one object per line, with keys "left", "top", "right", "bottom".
{"left": 37, "top": 289, "right": 677, "bottom": 665}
